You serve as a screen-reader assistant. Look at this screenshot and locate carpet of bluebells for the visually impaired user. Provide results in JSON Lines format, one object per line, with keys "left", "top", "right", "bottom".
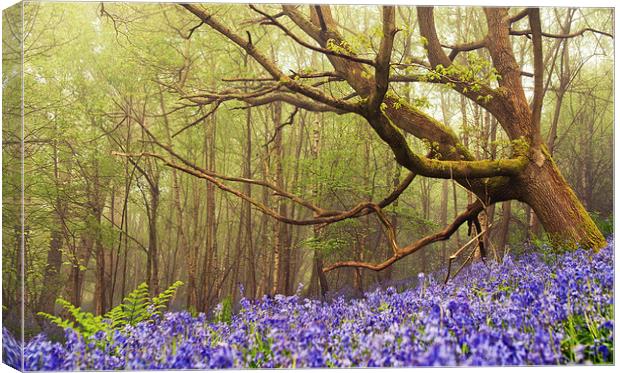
{"left": 2, "top": 240, "right": 614, "bottom": 369}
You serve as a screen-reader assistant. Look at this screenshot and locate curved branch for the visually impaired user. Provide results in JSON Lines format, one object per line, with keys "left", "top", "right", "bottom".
{"left": 445, "top": 37, "right": 488, "bottom": 61}
{"left": 112, "top": 150, "right": 416, "bottom": 229}
{"left": 175, "top": 82, "right": 347, "bottom": 114}
{"left": 323, "top": 200, "right": 484, "bottom": 272}
{"left": 172, "top": 100, "right": 221, "bottom": 137}
{"left": 365, "top": 111, "right": 527, "bottom": 180}
{"left": 116, "top": 117, "right": 419, "bottom": 229}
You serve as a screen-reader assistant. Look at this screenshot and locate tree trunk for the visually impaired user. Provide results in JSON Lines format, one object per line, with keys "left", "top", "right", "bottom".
{"left": 94, "top": 237, "right": 107, "bottom": 315}
{"left": 66, "top": 235, "right": 93, "bottom": 307}
{"left": 518, "top": 153, "right": 605, "bottom": 250}
{"left": 203, "top": 113, "right": 218, "bottom": 307}
{"left": 147, "top": 186, "right": 160, "bottom": 295}
{"left": 271, "top": 102, "right": 286, "bottom": 295}
{"left": 310, "top": 118, "right": 329, "bottom": 298}
{"left": 497, "top": 201, "right": 511, "bottom": 256}
{"left": 38, "top": 222, "right": 64, "bottom": 314}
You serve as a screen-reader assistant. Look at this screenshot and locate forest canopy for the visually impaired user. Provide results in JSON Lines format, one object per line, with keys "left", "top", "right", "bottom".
{"left": 1, "top": 1, "right": 614, "bottom": 332}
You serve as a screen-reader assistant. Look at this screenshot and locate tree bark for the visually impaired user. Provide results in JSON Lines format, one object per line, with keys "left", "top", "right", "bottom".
{"left": 497, "top": 201, "right": 511, "bottom": 256}
{"left": 517, "top": 154, "right": 605, "bottom": 249}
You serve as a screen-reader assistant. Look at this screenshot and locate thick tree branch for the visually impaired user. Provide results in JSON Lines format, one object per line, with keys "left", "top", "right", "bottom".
{"left": 365, "top": 112, "right": 528, "bottom": 180}
{"left": 484, "top": 7, "right": 532, "bottom": 139}
{"left": 417, "top": 7, "right": 452, "bottom": 68}
{"left": 281, "top": 5, "right": 472, "bottom": 161}
{"left": 368, "top": 6, "right": 397, "bottom": 112}
{"left": 528, "top": 8, "right": 544, "bottom": 134}
{"left": 416, "top": 7, "right": 513, "bottom": 134}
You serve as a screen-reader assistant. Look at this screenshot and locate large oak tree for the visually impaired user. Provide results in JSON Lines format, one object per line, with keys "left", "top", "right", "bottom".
{"left": 128, "top": 4, "right": 610, "bottom": 274}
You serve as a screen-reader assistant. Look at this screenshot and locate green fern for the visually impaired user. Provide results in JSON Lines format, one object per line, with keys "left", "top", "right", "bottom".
{"left": 37, "top": 281, "right": 184, "bottom": 339}
{"left": 107, "top": 282, "right": 151, "bottom": 327}
{"left": 38, "top": 298, "right": 107, "bottom": 338}
{"left": 152, "top": 280, "right": 184, "bottom": 315}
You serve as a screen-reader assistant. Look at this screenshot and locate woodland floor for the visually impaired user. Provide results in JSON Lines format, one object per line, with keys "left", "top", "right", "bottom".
{"left": 2, "top": 239, "right": 614, "bottom": 369}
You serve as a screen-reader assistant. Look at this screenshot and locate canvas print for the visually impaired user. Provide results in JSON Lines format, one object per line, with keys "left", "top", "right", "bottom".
{"left": 1, "top": 1, "right": 614, "bottom": 370}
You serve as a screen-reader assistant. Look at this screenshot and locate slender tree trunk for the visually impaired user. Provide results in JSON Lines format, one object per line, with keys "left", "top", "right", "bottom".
{"left": 259, "top": 119, "right": 272, "bottom": 297}
{"left": 203, "top": 113, "right": 218, "bottom": 307}
{"left": 271, "top": 102, "right": 287, "bottom": 295}
{"left": 38, "top": 131, "right": 67, "bottom": 314}
{"left": 497, "top": 201, "right": 512, "bottom": 257}
{"left": 94, "top": 234, "right": 107, "bottom": 315}
{"left": 38, "top": 218, "right": 64, "bottom": 314}
{"left": 311, "top": 119, "right": 329, "bottom": 297}
{"left": 440, "top": 180, "right": 449, "bottom": 262}
{"left": 147, "top": 185, "right": 160, "bottom": 295}
{"left": 66, "top": 235, "right": 93, "bottom": 307}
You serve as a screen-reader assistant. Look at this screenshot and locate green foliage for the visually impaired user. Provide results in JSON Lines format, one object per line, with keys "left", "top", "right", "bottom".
{"left": 530, "top": 235, "right": 563, "bottom": 264}
{"left": 246, "top": 323, "right": 274, "bottom": 368}
{"left": 152, "top": 280, "right": 185, "bottom": 315}
{"left": 326, "top": 38, "right": 355, "bottom": 55}
{"left": 301, "top": 236, "right": 349, "bottom": 256}
{"left": 37, "top": 281, "right": 184, "bottom": 338}
{"left": 590, "top": 212, "right": 613, "bottom": 237}
{"left": 561, "top": 304, "right": 614, "bottom": 363}
{"left": 38, "top": 298, "right": 105, "bottom": 339}
{"left": 214, "top": 296, "right": 233, "bottom": 324}
{"left": 419, "top": 54, "right": 501, "bottom": 91}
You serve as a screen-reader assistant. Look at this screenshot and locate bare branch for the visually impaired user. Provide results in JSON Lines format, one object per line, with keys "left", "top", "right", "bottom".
{"left": 510, "top": 27, "right": 613, "bottom": 39}
{"left": 248, "top": 5, "right": 375, "bottom": 66}
{"left": 181, "top": 4, "right": 362, "bottom": 114}
{"left": 323, "top": 201, "right": 484, "bottom": 272}
{"left": 508, "top": 8, "right": 529, "bottom": 24}
{"left": 112, "top": 149, "right": 416, "bottom": 229}
{"left": 172, "top": 100, "right": 221, "bottom": 138}
{"left": 444, "top": 226, "right": 490, "bottom": 283}
{"left": 117, "top": 118, "right": 419, "bottom": 229}
{"left": 444, "top": 38, "right": 488, "bottom": 61}
{"left": 264, "top": 106, "right": 299, "bottom": 147}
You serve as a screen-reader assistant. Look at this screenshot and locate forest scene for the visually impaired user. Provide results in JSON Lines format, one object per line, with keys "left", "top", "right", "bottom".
{"left": 1, "top": 1, "right": 615, "bottom": 369}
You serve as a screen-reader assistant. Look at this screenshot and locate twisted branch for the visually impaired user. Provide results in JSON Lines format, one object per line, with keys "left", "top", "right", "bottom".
{"left": 323, "top": 200, "right": 484, "bottom": 272}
